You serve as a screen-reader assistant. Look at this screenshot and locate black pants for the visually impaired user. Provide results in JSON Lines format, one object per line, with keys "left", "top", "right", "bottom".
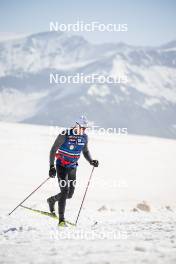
{"left": 53, "top": 165, "right": 76, "bottom": 221}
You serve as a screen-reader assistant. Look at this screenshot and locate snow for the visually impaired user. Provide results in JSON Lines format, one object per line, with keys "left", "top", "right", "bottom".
{"left": 0, "top": 88, "right": 48, "bottom": 122}
{"left": 110, "top": 57, "right": 176, "bottom": 104}
{"left": 143, "top": 97, "right": 161, "bottom": 109}
{"left": 0, "top": 122, "right": 176, "bottom": 264}
{"left": 87, "top": 85, "right": 110, "bottom": 97}
{"left": 0, "top": 32, "right": 29, "bottom": 42}
{"left": 128, "top": 65, "right": 176, "bottom": 103}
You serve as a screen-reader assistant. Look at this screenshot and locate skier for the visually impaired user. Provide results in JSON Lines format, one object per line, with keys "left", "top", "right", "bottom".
{"left": 47, "top": 115, "right": 99, "bottom": 226}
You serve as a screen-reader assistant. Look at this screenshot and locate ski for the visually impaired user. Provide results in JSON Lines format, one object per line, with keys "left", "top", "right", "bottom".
{"left": 20, "top": 204, "right": 75, "bottom": 226}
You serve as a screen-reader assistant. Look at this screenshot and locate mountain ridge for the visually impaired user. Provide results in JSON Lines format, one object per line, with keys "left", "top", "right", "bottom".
{"left": 0, "top": 31, "right": 176, "bottom": 138}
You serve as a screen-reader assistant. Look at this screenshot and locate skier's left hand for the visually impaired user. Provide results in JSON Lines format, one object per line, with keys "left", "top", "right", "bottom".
{"left": 90, "top": 160, "right": 99, "bottom": 167}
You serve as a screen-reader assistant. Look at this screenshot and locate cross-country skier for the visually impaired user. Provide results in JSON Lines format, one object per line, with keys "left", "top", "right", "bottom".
{"left": 47, "top": 115, "right": 99, "bottom": 227}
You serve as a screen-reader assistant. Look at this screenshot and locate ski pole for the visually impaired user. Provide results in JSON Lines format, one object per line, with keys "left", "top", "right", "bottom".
{"left": 75, "top": 166, "right": 95, "bottom": 225}
{"left": 8, "top": 177, "right": 50, "bottom": 215}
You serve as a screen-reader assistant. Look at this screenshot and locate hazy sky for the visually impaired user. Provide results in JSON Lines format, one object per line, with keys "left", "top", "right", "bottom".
{"left": 0, "top": 0, "right": 176, "bottom": 46}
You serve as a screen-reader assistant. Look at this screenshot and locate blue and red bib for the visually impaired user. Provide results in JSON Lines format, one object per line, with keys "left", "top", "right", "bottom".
{"left": 55, "top": 129, "right": 87, "bottom": 168}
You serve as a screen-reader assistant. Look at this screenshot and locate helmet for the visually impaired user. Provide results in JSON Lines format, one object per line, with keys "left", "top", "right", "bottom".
{"left": 76, "top": 115, "right": 89, "bottom": 128}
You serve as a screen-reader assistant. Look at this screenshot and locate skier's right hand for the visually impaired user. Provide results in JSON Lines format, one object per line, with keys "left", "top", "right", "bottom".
{"left": 49, "top": 165, "right": 56, "bottom": 178}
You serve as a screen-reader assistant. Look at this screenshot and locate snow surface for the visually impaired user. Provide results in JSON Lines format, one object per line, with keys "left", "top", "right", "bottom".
{"left": 0, "top": 122, "right": 176, "bottom": 264}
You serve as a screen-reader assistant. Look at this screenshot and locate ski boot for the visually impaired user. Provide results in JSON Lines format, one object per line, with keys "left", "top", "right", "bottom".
{"left": 58, "top": 218, "right": 68, "bottom": 227}
{"left": 47, "top": 197, "right": 56, "bottom": 215}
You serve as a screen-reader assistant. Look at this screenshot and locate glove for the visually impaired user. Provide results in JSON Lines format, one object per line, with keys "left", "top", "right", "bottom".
{"left": 90, "top": 160, "right": 99, "bottom": 167}
{"left": 49, "top": 165, "right": 56, "bottom": 178}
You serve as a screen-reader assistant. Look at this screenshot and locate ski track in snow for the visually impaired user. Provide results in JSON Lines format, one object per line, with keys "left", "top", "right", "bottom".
{"left": 0, "top": 122, "right": 176, "bottom": 264}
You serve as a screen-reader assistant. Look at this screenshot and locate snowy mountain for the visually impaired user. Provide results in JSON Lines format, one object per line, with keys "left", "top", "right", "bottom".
{"left": 0, "top": 31, "right": 176, "bottom": 138}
